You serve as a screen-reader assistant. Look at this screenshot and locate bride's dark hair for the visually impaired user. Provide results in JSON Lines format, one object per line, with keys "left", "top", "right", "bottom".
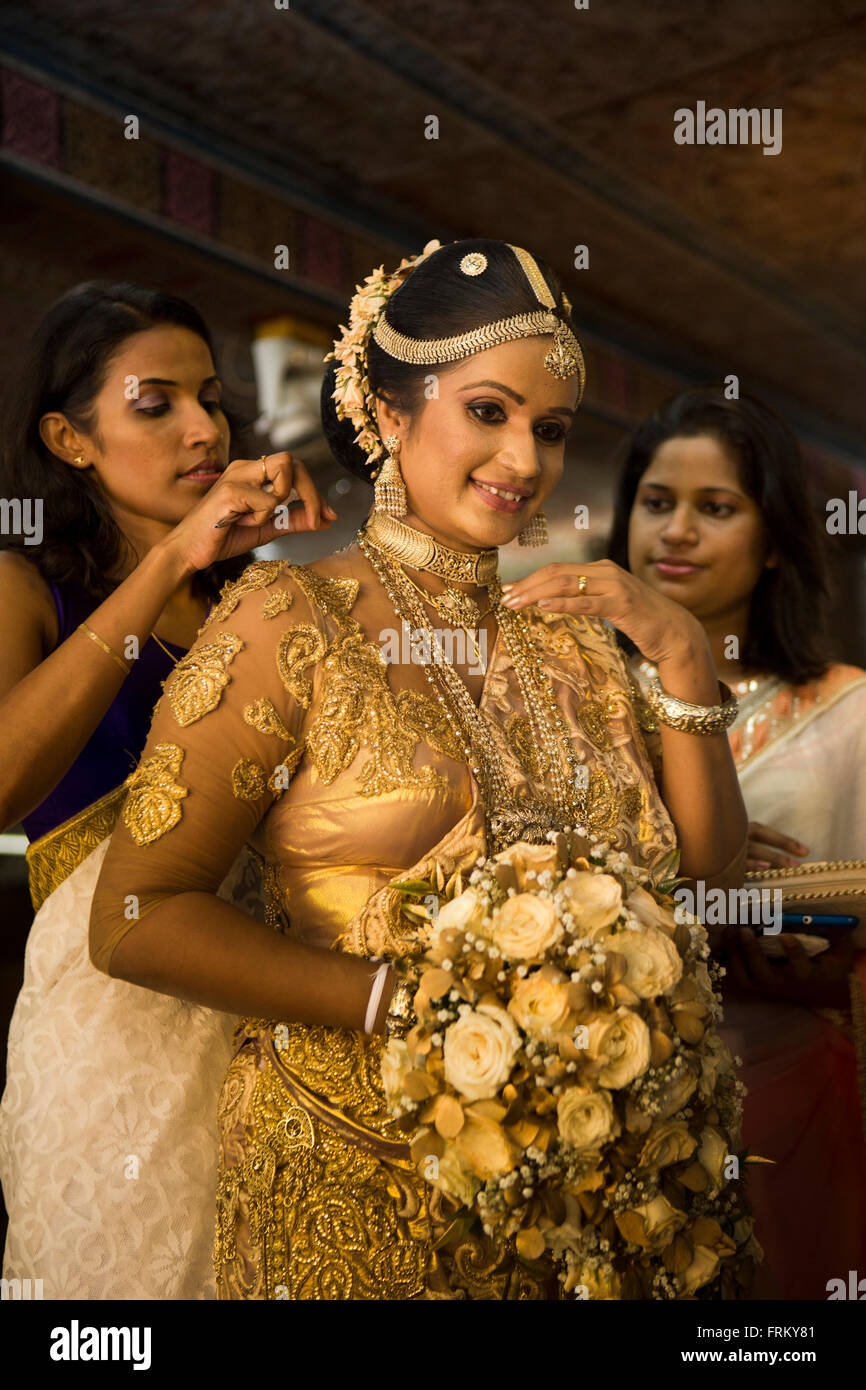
{"left": 607, "top": 386, "right": 833, "bottom": 685}
{"left": 0, "top": 281, "right": 254, "bottom": 602}
{"left": 321, "top": 238, "right": 577, "bottom": 482}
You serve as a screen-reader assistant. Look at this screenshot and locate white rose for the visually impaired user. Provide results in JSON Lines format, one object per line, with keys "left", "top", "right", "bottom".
{"left": 596, "top": 924, "right": 682, "bottom": 999}
{"left": 488, "top": 894, "right": 562, "bottom": 961}
{"left": 557, "top": 1085, "right": 620, "bottom": 1152}
{"left": 443, "top": 1003, "right": 521, "bottom": 1101}
{"left": 585, "top": 1007, "right": 651, "bottom": 1088}
{"left": 433, "top": 888, "right": 486, "bottom": 938}
{"left": 555, "top": 871, "right": 623, "bottom": 937}
{"left": 509, "top": 966, "right": 571, "bottom": 1038}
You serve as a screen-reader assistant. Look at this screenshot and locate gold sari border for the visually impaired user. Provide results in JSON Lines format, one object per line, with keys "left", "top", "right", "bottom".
{"left": 262, "top": 1031, "right": 413, "bottom": 1164}
{"left": 25, "top": 782, "right": 128, "bottom": 913}
{"left": 735, "top": 673, "right": 866, "bottom": 775}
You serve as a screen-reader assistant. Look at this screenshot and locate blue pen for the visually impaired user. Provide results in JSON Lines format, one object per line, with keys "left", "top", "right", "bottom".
{"left": 781, "top": 913, "right": 858, "bottom": 928}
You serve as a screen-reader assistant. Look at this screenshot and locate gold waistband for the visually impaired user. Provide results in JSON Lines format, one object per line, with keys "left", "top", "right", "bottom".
{"left": 25, "top": 782, "right": 128, "bottom": 913}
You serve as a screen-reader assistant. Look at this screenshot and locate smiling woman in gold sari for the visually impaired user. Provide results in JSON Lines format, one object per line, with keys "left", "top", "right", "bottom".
{"left": 89, "top": 239, "right": 748, "bottom": 1299}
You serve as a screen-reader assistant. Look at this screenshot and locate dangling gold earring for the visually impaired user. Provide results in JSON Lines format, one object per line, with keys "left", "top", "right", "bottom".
{"left": 373, "top": 435, "right": 407, "bottom": 518}
{"left": 518, "top": 510, "right": 548, "bottom": 547}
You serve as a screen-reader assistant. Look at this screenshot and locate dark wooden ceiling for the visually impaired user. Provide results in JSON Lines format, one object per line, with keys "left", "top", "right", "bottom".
{"left": 2, "top": 0, "right": 865, "bottom": 458}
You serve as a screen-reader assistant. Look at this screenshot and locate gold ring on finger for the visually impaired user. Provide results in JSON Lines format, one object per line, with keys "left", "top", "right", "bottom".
{"left": 577, "top": 574, "right": 588, "bottom": 595}
{"left": 260, "top": 455, "right": 267, "bottom": 482}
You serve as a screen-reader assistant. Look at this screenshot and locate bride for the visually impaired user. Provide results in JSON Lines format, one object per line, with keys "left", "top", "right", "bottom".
{"left": 90, "top": 238, "right": 750, "bottom": 1299}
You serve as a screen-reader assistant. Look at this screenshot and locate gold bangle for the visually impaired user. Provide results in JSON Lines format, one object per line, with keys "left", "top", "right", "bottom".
{"left": 384, "top": 974, "right": 416, "bottom": 1043}
{"left": 77, "top": 621, "right": 132, "bottom": 676}
{"left": 645, "top": 676, "right": 737, "bottom": 735}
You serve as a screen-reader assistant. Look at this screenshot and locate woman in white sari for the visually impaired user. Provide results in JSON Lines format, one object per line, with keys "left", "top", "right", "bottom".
{"left": 610, "top": 385, "right": 866, "bottom": 1298}
{"left": 0, "top": 282, "right": 333, "bottom": 1298}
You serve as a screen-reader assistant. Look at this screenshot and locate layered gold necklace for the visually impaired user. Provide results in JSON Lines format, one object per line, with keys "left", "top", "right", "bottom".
{"left": 359, "top": 515, "right": 588, "bottom": 851}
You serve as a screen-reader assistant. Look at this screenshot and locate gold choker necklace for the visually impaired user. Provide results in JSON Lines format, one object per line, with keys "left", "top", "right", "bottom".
{"left": 363, "top": 511, "right": 498, "bottom": 586}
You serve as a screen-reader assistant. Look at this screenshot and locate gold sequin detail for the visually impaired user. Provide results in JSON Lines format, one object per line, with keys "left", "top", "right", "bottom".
{"left": 200, "top": 560, "right": 288, "bottom": 630}
{"left": 25, "top": 784, "right": 127, "bottom": 912}
{"left": 164, "top": 631, "right": 244, "bottom": 726}
{"left": 243, "top": 697, "right": 290, "bottom": 741}
{"left": 267, "top": 744, "right": 304, "bottom": 796}
{"left": 585, "top": 768, "right": 642, "bottom": 835}
{"left": 231, "top": 757, "right": 269, "bottom": 802}
{"left": 576, "top": 696, "right": 619, "bottom": 751}
{"left": 122, "top": 742, "right": 189, "bottom": 846}
{"left": 261, "top": 588, "right": 294, "bottom": 620}
{"left": 505, "top": 713, "right": 545, "bottom": 780}
{"left": 396, "top": 689, "right": 465, "bottom": 764}
{"left": 306, "top": 632, "right": 442, "bottom": 794}
{"left": 276, "top": 626, "right": 327, "bottom": 709}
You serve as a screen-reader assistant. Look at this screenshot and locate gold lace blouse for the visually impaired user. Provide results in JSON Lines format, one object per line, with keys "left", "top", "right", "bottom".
{"left": 89, "top": 554, "right": 680, "bottom": 972}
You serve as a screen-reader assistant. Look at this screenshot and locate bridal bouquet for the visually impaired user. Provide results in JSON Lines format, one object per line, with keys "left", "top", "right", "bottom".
{"left": 383, "top": 832, "right": 760, "bottom": 1299}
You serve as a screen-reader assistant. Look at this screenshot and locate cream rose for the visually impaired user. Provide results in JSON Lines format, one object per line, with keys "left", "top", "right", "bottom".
{"left": 631, "top": 1192, "right": 687, "bottom": 1250}
{"left": 698, "top": 1125, "right": 729, "bottom": 1195}
{"left": 625, "top": 885, "right": 677, "bottom": 935}
{"left": 454, "top": 1111, "right": 520, "bottom": 1180}
{"left": 433, "top": 888, "right": 486, "bottom": 938}
{"left": 597, "top": 924, "right": 682, "bottom": 999}
{"left": 493, "top": 841, "right": 562, "bottom": 891}
{"left": 639, "top": 1120, "right": 697, "bottom": 1170}
{"left": 555, "top": 871, "right": 623, "bottom": 937}
{"left": 509, "top": 966, "right": 571, "bottom": 1038}
{"left": 679, "top": 1244, "right": 720, "bottom": 1296}
{"left": 488, "top": 894, "right": 562, "bottom": 961}
{"left": 654, "top": 1059, "right": 699, "bottom": 1120}
{"left": 697, "top": 1031, "right": 730, "bottom": 1101}
{"left": 443, "top": 1003, "right": 520, "bottom": 1101}
{"left": 435, "top": 1145, "right": 480, "bottom": 1207}
{"left": 557, "top": 1085, "right": 620, "bottom": 1153}
{"left": 585, "top": 1007, "right": 651, "bottom": 1088}
{"left": 381, "top": 1038, "right": 412, "bottom": 1104}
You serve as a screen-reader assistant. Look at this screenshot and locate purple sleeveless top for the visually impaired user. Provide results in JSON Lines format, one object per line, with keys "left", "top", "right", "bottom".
{"left": 21, "top": 580, "right": 207, "bottom": 844}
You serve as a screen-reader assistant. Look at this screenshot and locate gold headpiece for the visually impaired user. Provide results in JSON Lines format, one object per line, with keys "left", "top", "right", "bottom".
{"left": 325, "top": 240, "right": 585, "bottom": 467}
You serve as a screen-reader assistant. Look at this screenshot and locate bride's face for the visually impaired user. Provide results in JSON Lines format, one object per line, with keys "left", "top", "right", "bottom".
{"left": 377, "top": 338, "right": 580, "bottom": 552}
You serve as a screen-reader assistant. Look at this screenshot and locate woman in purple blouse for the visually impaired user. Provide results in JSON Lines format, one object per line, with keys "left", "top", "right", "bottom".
{"left": 0, "top": 282, "right": 332, "bottom": 1298}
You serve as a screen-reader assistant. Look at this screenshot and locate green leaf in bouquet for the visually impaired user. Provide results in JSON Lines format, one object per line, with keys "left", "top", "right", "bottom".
{"left": 391, "top": 879, "right": 437, "bottom": 896}
{"left": 652, "top": 847, "right": 681, "bottom": 889}
{"left": 431, "top": 1210, "right": 478, "bottom": 1250}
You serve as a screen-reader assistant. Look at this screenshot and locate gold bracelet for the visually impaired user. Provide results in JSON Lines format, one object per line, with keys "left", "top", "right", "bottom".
{"left": 645, "top": 676, "right": 738, "bottom": 734}
{"left": 384, "top": 974, "right": 416, "bottom": 1043}
{"left": 77, "top": 621, "right": 132, "bottom": 676}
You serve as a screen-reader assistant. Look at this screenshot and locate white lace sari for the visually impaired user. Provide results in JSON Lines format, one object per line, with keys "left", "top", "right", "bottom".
{"left": 0, "top": 834, "right": 260, "bottom": 1300}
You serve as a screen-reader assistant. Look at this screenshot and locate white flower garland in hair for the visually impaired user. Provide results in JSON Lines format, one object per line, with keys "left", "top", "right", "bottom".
{"left": 324, "top": 238, "right": 443, "bottom": 468}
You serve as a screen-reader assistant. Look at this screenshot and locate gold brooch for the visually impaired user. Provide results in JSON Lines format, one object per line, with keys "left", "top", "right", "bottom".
{"left": 460, "top": 252, "right": 487, "bottom": 276}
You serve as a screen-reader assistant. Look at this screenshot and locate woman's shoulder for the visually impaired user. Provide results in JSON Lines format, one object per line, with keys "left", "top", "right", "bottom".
{"left": 0, "top": 550, "right": 59, "bottom": 652}
{"left": 197, "top": 554, "right": 360, "bottom": 638}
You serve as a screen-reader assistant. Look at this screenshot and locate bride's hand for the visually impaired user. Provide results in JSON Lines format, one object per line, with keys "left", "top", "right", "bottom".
{"left": 164, "top": 451, "right": 337, "bottom": 575}
{"left": 500, "top": 559, "right": 707, "bottom": 666}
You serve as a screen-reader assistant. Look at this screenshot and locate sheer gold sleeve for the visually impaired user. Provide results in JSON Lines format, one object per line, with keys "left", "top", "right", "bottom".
{"left": 89, "top": 562, "right": 322, "bottom": 974}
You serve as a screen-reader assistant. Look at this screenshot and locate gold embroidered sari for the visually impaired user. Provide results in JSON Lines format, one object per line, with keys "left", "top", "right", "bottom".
{"left": 89, "top": 553, "right": 739, "bottom": 1300}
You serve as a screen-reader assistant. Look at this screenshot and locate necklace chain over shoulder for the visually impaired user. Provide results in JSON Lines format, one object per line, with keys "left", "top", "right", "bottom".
{"left": 364, "top": 511, "right": 498, "bottom": 586}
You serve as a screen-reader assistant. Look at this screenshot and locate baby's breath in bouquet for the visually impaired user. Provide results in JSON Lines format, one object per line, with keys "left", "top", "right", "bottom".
{"left": 383, "top": 832, "right": 761, "bottom": 1299}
